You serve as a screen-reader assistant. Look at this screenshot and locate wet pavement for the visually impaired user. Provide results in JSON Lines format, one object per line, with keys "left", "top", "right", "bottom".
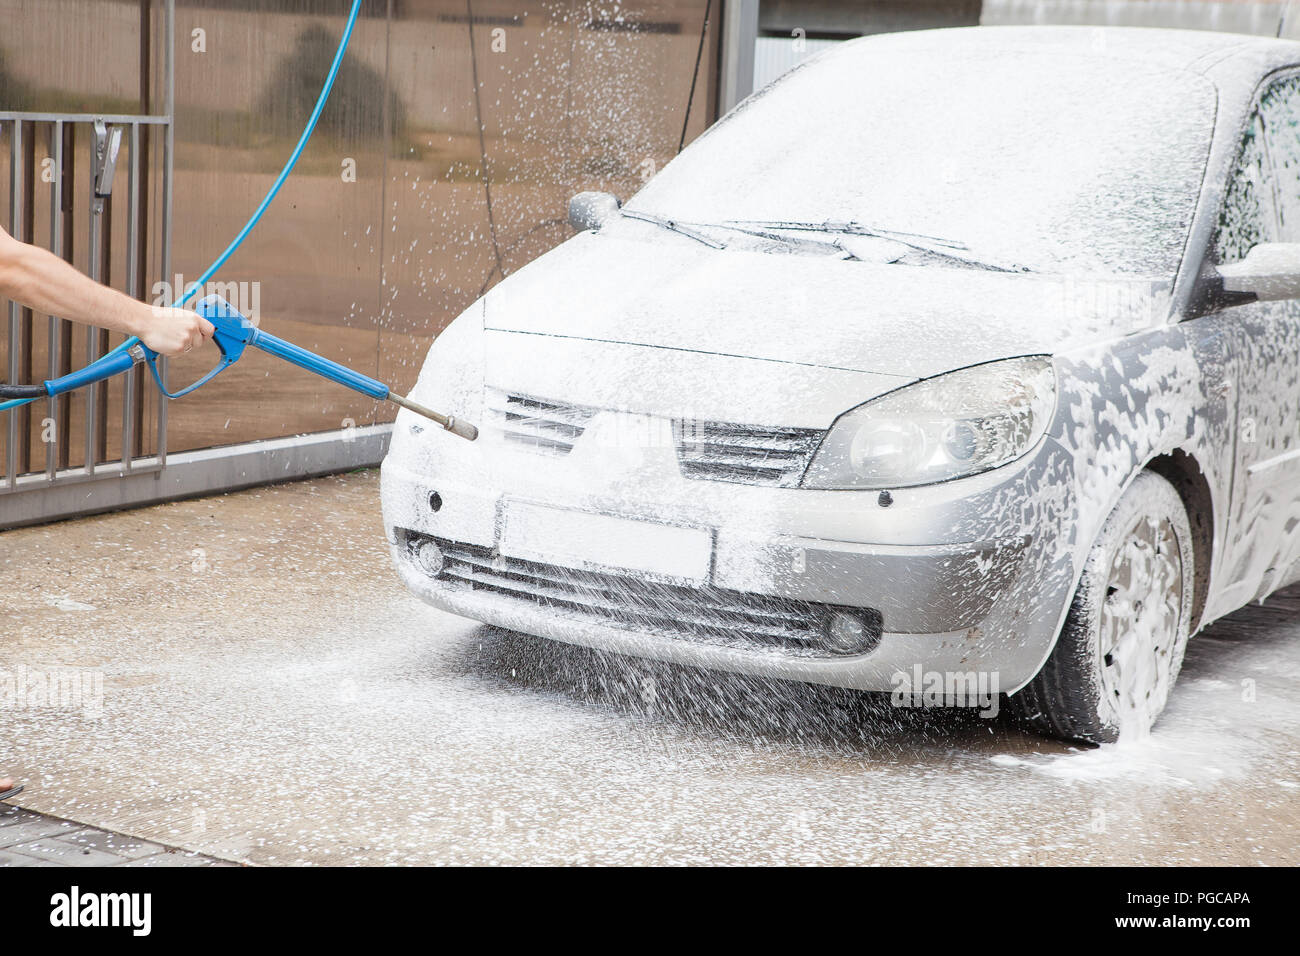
{"left": 1, "top": 470, "right": 1297, "bottom": 865}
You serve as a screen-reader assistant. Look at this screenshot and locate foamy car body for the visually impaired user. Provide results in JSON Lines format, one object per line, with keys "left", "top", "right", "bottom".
{"left": 383, "top": 27, "right": 1300, "bottom": 740}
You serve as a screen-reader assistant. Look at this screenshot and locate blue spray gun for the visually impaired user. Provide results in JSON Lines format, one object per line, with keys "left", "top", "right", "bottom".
{"left": 0, "top": 294, "right": 476, "bottom": 441}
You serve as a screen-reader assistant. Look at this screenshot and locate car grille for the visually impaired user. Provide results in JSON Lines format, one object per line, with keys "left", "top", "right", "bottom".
{"left": 484, "top": 389, "right": 825, "bottom": 487}
{"left": 421, "top": 535, "right": 861, "bottom": 656}
{"left": 673, "top": 420, "right": 823, "bottom": 487}
{"left": 485, "top": 390, "right": 596, "bottom": 457}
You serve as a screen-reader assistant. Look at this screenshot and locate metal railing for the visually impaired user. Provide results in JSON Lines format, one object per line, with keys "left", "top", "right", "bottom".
{"left": 1, "top": 112, "right": 171, "bottom": 495}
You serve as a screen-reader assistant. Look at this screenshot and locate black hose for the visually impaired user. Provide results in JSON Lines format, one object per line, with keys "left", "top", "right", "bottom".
{"left": 678, "top": 0, "right": 713, "bottom": 155}
{"left": 0, "top": 383, "right": 46, "bottom": 399}
{"left": 466, "top": 0, "right": 505, "bottom": 285}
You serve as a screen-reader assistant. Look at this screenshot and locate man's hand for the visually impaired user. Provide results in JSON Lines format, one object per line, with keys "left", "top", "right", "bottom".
{"left": 0, "top": 225, "right": 216, "bottom": 356}
{"left": 133, "top": 305, "right": 216, "bottom": 358}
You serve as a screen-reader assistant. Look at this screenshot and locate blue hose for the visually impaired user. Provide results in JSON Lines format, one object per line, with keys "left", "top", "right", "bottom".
{"left": 1, "top": 0, "right": 363, "bottom": 413}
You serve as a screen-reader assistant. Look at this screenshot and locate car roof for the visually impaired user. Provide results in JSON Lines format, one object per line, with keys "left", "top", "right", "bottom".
{"left": 832, "top": 25, "right": 1300, "bottom": 86}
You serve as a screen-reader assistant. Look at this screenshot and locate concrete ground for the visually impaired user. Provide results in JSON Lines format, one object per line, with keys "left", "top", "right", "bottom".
{"left": 1, "top": 470, "right": 1297, "bottom": 865}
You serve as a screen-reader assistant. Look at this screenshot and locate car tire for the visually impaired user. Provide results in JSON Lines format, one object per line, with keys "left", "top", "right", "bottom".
{"left": 1013, "top": 470, "right": 1195, "bottom": 744}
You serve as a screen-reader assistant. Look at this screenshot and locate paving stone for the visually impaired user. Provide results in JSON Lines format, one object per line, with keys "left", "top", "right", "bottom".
{"left": 7, "top": 834, "right": 126, "bottom": 867}
{"left": 0, "top": 805, "right": 34, "bottom": 826}
{"left": 0, "top": 847, "right": 54, "bottom": 867}
{"left": 115, "top": 850, "right": 236, "bottom": 867}
{"left": 0, "top": 808, "right": 230, "bottom": 867}
{"left": 0, "top": 816, "right": 83, "bottom": 847}
{"left": 63, "top": 827, "right": 165, "bottom": 860}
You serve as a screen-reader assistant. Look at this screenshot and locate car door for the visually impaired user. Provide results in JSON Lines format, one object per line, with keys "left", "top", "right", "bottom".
{"left": 1214, "top": 77, "right": 1300, "bottom": 605}
{"left": 1253, "top": 71, "right": 1300, "bottom": 593}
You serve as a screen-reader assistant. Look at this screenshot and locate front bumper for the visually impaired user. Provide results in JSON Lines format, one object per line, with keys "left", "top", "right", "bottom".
{"left": 380, "top": 406, "right": 1082, "bottom": 692}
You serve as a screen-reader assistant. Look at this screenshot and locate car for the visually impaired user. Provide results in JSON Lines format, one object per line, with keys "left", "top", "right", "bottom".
{"left": 381, "top": 25, "right": 1300, "bottom": 742}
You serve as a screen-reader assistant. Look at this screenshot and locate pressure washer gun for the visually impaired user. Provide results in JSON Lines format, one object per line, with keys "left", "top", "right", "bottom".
{"left": 1, "top": 295, "right": 477, "bottom": 441}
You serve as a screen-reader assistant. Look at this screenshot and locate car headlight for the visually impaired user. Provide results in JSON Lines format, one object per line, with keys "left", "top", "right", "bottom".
{"left": 801, "top": 357, "right": 1056, "bottom": 490}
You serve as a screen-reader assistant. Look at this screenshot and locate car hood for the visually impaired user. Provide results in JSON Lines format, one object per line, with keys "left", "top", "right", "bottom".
{"left": 481, "top": 232, "right": 1170, "bottom": 379}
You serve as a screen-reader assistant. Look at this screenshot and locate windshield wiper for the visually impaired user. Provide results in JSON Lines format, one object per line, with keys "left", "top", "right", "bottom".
{"left": 624, "top": 213, "right": 879, "bottom": 258}
{"left": 621, "top": 209, "right": 726, "bottom": 249}
{"left": 723, "top": 219, "right": 1029, "bottom": 272}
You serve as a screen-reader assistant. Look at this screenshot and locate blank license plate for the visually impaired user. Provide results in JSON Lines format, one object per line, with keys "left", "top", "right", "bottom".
{"left": 500, "top": 500, "right": 712, "bottom": 582}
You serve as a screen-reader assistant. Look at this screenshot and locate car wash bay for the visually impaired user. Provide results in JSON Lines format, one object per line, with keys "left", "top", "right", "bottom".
{"left": 1, "top": 471, "right": 1296, "bottom": 865}
{"left": 5, "top": 0, "right": 1300, "bottom": 866}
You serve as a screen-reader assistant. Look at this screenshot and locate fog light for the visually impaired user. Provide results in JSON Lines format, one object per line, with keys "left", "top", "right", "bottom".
{"left": 413, "top": 538, "right": 445, "bottom": 578}
{"left": 822, "top": 609, "right": 882, "bottom": 656}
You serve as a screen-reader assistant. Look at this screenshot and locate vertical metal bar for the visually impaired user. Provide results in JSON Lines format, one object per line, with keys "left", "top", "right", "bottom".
{"left": 135, "top": 0, "right": 152, "bottom": 461}
{"left": 94, "top": 191, "right": 112, "bottom": 466}
{"left": 57, "top": 122, "right": 73, "bottom": 470}
{"left": 47, "top": 121, "right": 62, "bottom": 479}
{"left": 158, "top": 0, "right": 174, "bottom": 468}
{"left": 84, "top": 128, "right": 99, "bottom": 476}
{"left": 18, "top": 122, "right": 34, "bottom": 476}
{"left": 374, "top": 0, "right": 393, "bottom": 418}
{"left": 718, "top": 0, "right": 758, "bottom": 113}
{"left": 140, "top": 0, "right": 152, "bottom": 116}
{"left": 123, "top": 122, "right": 140, "bottom": 473}
{"left": 7, "top": 120, "right": 23, "bottom": 489}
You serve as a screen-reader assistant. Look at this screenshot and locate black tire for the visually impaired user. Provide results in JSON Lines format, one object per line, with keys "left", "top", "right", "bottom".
{"left": 1013, "top": 470, "right": 1195, "bottom": 743}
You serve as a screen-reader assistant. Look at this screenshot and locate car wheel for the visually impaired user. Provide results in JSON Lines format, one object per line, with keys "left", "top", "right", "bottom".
{"left": 1013, "top": 470, "right": 1194, "bottom": 743}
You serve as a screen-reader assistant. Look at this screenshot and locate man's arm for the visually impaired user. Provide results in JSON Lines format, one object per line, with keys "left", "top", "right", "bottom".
{"left": 0, "top": 225, "right": 213, "bottom": 357}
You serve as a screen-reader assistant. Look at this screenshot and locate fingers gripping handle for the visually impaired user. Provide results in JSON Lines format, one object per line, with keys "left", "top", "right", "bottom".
{"left": 144, "top": 295, "right": 254, "bottom": 399}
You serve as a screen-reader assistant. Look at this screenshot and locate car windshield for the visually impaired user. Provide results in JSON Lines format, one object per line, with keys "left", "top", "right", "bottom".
{"left": 626, "top": 46, "right": 1217, "bottom": 277}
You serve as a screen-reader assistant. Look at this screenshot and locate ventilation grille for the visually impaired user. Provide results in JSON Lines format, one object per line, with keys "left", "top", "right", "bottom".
{"left": 486, "top": 390, "right": 597, "bottom": 457}
{"left": 674, "top": 420, "right": 823, "bottom": 487}
{"left": 427, "top": 536, "right": 837, "bottom": 656}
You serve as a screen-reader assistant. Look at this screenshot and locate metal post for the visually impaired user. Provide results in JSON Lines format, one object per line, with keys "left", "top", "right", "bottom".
{"left": 7, "top": 120, "right": 23, "bottom": 489}
{"left": 57, "top": 120, "right": 74, "bottom": 471}
{"left": 134, "top": 0, "right": 152, "bottom": 462}
{"left": 719, "top": 0, "right": 759, "bottom": 114}
{"left": 47, "top": 120, "right": 63, "bottom": 479}
{"left": 17, "top": 122, "right": 34, "bottom": 476}
{"left": 87, "top": 119, "right": 122, "bottom": 473}
{"left": 85, "top": 124, "right": 102, "bottom": 474}
{"left": 157, "top": 0, "right": 175, "bottom": 469}
{"left": 123, "top": 122, "right": 140, "bottom": 473}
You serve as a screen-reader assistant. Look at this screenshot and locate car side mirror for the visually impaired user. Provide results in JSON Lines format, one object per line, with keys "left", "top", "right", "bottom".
{"left": 1217, "top": 242, "right": 1300, "bottom": 301}
{"left": 568, "top": 191, "right": 621, "bottom": 232}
